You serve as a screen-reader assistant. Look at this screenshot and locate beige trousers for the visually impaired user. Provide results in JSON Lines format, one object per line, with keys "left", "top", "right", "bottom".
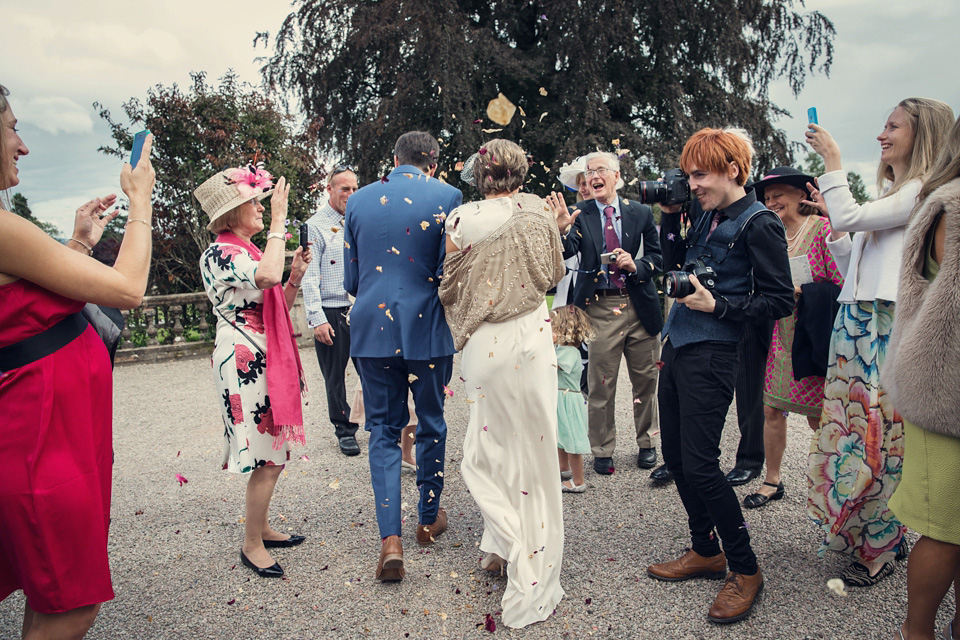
{"left": 585, "top": 292, "right": 660, "bottom": 457}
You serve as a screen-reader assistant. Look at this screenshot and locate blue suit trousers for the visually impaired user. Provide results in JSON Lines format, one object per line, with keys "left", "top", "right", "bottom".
{"left": 356, "top": 355, "right": 454, "bottom": 538}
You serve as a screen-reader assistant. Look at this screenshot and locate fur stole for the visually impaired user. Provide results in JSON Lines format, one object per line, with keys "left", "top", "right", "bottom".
{"left": 882, "top": 177, "right": 960, "bottom": 437}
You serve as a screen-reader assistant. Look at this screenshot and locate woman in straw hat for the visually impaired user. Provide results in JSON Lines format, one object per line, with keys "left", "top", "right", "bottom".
{"left": 0, "top": 83, "right": 155, "bottom": 639}
{"left": 195, "top": 166, "right": 312, "bottom": 578}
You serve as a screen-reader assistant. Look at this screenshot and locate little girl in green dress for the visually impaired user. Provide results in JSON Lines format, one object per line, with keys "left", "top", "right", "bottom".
{"left": 550, "top": 305, "right": 596, "bottom": 493}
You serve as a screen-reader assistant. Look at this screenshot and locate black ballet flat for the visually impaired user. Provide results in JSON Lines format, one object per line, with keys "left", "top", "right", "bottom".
{"left": 240, "top": 550, "right": 284, "bottom": 578}
{"left": 742, "top": 482, "right": 785, "bottom": 509}
{"left": 263, "top": 535, "right": 306, "bottom": 548}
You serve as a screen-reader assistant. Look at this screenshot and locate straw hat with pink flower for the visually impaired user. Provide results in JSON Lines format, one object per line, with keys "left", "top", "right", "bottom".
{"left": 195, "top": 164, "right": 275, "bottom": 231}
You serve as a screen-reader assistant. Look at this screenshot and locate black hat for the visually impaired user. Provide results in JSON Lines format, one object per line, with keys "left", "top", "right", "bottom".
{"left": 751, "top": 166, "right": 816, "bottom": 204}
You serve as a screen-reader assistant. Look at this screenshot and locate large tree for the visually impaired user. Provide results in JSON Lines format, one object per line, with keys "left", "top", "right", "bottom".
{"left": 258, "top": 0, "right": 834, "bottom": 192}
{"left": 96, "top": 71, "right": 324, "bottom": 294}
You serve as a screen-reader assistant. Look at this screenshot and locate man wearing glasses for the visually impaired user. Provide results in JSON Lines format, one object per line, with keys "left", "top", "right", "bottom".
{"left": 559, "top": 151, "right": 664, "bottom": 476}
{"left": 302, "top": 166, "right": 360, "bottom": 456}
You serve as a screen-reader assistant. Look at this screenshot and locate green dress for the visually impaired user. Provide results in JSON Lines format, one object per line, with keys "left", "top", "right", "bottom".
{"left": 555, "top": 345, "right": 591, "bottom": 455}
{"left": 888, "top": 229, "right": 960, "bottom": 545}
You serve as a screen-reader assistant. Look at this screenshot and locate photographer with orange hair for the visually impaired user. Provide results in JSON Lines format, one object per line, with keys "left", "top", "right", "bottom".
{"left": 645, "top": 128, "right": 793, "bottom": 624}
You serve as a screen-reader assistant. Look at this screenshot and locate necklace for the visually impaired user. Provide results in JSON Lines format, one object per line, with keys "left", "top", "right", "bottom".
{"left": 785, "top": 216, "right": 812, "bottom": 253}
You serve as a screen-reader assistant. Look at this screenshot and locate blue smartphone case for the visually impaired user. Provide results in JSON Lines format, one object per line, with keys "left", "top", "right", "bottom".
{"left": 130, "top": 130, "right": 150, "bottom": 168}
{"left": 807, "top": 107, "right": 818, "bottom": 126}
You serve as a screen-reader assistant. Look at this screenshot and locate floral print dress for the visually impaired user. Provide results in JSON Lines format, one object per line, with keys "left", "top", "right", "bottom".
{"left": 201, "top": 242, "right": 298, "bottom": 473}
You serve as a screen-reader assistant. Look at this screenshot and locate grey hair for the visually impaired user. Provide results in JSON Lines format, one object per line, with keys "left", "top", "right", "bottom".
{"left": 584, "top": 151, "right": 620, "bottom": 173}
{"left": 0, "top": 84, "right": 9, "bottom": 204}
{"left": 0, "top": 84, "right": 9, "bottom": 114}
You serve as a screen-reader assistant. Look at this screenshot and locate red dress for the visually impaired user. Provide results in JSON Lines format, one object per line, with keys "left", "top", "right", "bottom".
{"left": 0, "top": 279, "right": 115, "bottom": 613}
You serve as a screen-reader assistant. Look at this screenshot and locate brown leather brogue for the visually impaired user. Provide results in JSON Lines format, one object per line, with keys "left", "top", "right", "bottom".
{"left": 376, "top": 534, "right": 405, "bottom": 582}
{"left": 707, "top": 569, "right": 764, "bottom": 623}
{"left": 416, "top": 507, "right": 448, "bottom": 546}
{"left": 646, "top": 549, "right": 727, "bottom": 582}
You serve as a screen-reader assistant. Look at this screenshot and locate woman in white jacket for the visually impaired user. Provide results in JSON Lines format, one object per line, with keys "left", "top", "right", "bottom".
{"left": 804, "top": 98, "right": 954, "bottom": 588}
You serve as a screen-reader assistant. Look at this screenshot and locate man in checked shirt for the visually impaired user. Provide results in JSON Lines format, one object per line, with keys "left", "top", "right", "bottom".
{"left": 302, "top": 166, "right": 361, "bottom": 456}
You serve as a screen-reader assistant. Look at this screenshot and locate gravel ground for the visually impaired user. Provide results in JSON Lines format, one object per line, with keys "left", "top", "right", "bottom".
{"left": 1, "top": 349, "right": 955, "bottom": 639}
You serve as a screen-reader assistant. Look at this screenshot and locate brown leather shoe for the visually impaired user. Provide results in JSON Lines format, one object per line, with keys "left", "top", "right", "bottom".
{"left": 647, "top": 548, "right": 727, "bottom": 582}
{"left": 707, "top": 569, "right": 764, "bottom": 623}
{"left": 375, "top": 535, "right": 404, "bottom": 582}
{"left": 416, "top": 507, "right": 448, "bottom": 546}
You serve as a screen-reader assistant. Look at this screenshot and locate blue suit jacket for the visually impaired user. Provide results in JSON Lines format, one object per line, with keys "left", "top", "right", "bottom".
{"left": 344, "top": 165, "right": 463, "bottom": 359}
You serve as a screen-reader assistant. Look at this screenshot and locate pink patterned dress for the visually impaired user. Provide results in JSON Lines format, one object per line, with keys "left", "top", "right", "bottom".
{"left": 763, "top": 216, "right": 844, "bottom": 416}
{"left": 200, "top": 242, "right": 304, "bottom": 473}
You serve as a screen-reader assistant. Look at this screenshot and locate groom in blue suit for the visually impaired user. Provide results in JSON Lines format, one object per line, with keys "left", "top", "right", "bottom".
{"left": 344, "top": 131, "right": 463, "bottom": 581}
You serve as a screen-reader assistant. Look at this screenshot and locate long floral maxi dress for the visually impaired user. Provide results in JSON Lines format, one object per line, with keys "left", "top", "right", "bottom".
{"left": 807, "top": 299, "right": 904, "bottom": 563}
{"left": 201, "top": 242, "right": 304, "bottom": 473}
{"left": 763, "top": 217, "right": 844, "bottom": 416}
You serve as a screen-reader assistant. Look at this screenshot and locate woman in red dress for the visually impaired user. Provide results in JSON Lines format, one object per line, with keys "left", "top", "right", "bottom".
{"left": 0, "top": 84, "right": 155, "bottom": 639}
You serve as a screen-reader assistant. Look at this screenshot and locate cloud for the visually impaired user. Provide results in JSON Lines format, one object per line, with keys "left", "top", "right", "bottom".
{"left": 18, "top": 97, "right": 94, "bottom": 135}
{"left": 27, "top": 187, "right": 120, "bottom": 237}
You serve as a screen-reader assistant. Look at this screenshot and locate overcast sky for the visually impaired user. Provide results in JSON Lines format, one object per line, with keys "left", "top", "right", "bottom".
{"left": 3, "top": 0, "right": 959, "bottom": 234}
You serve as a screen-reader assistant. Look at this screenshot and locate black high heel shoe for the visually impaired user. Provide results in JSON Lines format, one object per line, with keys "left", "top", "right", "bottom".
{"left": 742, "top": 482, "right": 784, "bottom": 509}
{"left": 240, "top": 550, "right": 284, "bottom": 578}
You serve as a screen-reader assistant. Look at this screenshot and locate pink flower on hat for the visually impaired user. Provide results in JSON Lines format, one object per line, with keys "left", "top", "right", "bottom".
{"left": 226, "top": 164, "right": 274, "bottom": 199}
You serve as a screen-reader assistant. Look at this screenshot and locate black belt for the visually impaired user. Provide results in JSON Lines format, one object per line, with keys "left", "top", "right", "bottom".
{"left": 595, "top": 288, "right": 628, "bottom": 297}
{"left": 0, "top": 312, "right": 89, "bottom": 373}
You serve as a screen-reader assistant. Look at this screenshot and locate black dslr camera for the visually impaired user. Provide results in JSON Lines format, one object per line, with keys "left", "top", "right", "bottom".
{"left": 639, "top": 168, "right": 691, "bottom": 206}
{"left": 664, "top": 259, "right": 717, "bottom": 298}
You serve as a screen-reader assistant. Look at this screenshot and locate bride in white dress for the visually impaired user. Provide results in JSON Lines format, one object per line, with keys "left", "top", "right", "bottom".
{"left": 439, "top": 139, "right": 568, "bottom": 628}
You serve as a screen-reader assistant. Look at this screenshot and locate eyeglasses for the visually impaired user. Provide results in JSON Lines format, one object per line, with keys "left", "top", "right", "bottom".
{"left": 584, "top": 167, "right": 613, "bottom": 178}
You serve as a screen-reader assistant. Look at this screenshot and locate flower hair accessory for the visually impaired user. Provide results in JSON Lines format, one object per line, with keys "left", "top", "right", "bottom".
{"left": 225, "top": 164, "right": 274, "bottom": 199}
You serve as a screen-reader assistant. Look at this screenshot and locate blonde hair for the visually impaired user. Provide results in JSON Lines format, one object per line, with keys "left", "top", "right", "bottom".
{"left": 0, "top": 83, "right": 10, "bottom": 206}
{"left": 474, "top": 139, "right": 528, "bottom": 196}
{"left": 878, "top": 98, "right": 955, "bottom": 198}
{"left": 918, "top": 115, "right": 960, "bottom": 203}
{"left": 208, "top": 207, "right": 244, "bottom": 234}
{"left": 550, "top": 305, "right": 597, "bottom": 346}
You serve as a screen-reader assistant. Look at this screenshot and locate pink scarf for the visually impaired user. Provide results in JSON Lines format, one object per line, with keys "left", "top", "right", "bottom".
{"left": 217, "top": 232, "right": 306, "bottom": 449}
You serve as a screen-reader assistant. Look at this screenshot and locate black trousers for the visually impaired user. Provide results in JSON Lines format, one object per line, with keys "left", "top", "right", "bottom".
{"left": 733, "top": 319, "right": 774, "bottom": 471}
{"left": 313, "top": 306, "right": 359, "bottom": 439}
{"left": 659, "top": 339, "right": 758, "bottom": 575}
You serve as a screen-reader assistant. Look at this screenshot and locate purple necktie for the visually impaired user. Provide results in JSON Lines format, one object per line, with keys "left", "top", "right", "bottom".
{"left": 707, "top": 211, "right": 723, "bottom": 239}
{"left": 603, "top": 206, "right": 624, "bottom": 288}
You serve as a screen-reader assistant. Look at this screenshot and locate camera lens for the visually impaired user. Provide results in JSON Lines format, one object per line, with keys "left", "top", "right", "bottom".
{"left": 639, "top": 180, "right": 666, "bottom": 205}
{"left": 664, "top": 271, "right": 693, "bottom": 298}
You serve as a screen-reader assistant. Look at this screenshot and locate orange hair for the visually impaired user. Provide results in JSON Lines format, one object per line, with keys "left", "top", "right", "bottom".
{"left": 680, "top": 128, "right": 753, "bottom": 186}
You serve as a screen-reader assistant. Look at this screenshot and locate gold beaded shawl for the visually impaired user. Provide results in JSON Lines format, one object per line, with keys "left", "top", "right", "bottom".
{"left": 439, "top": 193, "right": 567, "bottom": 350}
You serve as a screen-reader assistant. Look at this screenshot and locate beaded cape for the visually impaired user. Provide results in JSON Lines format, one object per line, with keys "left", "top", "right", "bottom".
{"left": 439, "top": 193, "right": 567, "bottom": 350}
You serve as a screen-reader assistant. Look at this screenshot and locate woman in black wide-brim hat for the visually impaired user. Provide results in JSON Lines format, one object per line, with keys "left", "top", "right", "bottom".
{"left": 741, "top": 167, "right": 844, "bottom": 511}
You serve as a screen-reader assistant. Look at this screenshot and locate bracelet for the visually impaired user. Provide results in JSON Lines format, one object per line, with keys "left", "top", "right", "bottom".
{"left": 125, "top": 218, "right": 152, "bottom": 230}
{"left": 287, "top": 280, "right": 302, "bottom": 288}
{"left": 70, "top": 238, "right": 93, "bottom": 255}
{"left": 266, "top": 232, "right": 285, "bottom": 242}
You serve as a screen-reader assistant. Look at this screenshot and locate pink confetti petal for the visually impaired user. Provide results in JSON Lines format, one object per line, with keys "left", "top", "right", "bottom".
{"left": 484, "top": 613, "right": 496, "bottom": 632}
{"left": 175, "top": 473, "right": 188, "bottom": 486}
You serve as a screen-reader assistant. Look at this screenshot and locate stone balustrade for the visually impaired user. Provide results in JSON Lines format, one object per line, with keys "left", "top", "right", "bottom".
{"left": 115, "top": 291, "right": 312, "bottom": 365}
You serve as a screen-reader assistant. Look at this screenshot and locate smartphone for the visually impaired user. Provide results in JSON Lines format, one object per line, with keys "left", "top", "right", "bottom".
{"left": 600, "top": 251, "right": 618, "bottom": 265}
{"left": 130, "top": 129, "right": 150, "bottom": 168}
{"left": 807, "top": 107, "right": 818, "bottom": 129}
{"left": 299, "top": 222, "right": 310, "bottom": 252}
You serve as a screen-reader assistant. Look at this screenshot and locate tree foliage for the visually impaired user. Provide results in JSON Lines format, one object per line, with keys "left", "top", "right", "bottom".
{"left": 258, "top": 0, "right": 834, "bottom": 193}
{"left": 10, "top": 193, "right": 62, "bottom": 237}
{"left": 801, "top": 151, "right": 870, "bottom": 204}
{"left": 96, "top": 71, "right": 324, "bottom": 294}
